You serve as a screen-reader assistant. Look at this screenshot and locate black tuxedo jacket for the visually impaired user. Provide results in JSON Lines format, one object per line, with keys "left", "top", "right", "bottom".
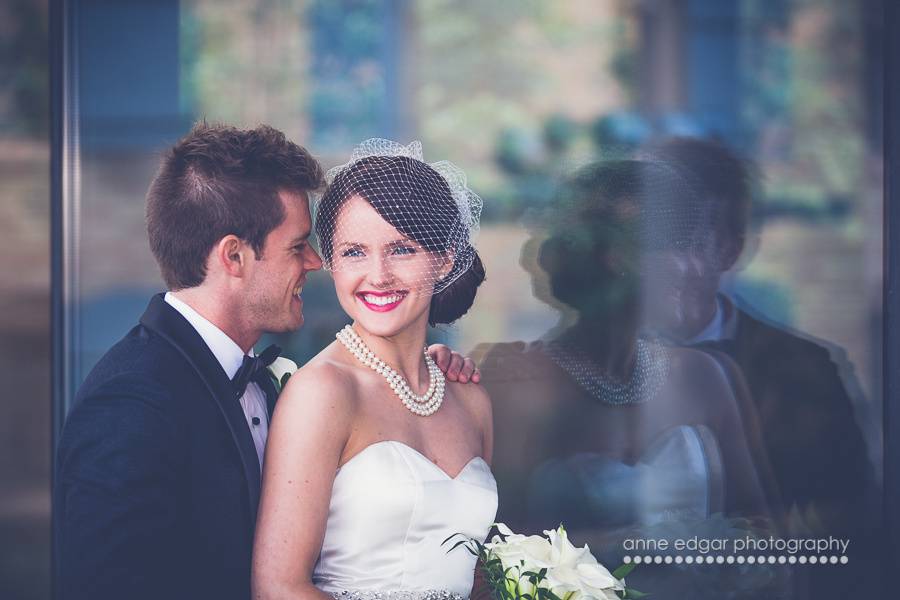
{"left": 700, "top": 308, "right": 878, "bottom": 532}
{"left": 701, "top": 309, "right": 883, "bottom": 597}
{"left": 54, "top": 294, "right": 278, "bottom": 600}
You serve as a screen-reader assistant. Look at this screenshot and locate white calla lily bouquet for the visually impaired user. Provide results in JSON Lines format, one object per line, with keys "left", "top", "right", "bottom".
{"left": 445, "top": 523, "right": 645, "bottom": 600}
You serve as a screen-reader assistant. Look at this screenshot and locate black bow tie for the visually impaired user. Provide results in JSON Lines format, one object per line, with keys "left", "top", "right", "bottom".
{"left": 231, "top": 344, "right": 281, "bottom": 399}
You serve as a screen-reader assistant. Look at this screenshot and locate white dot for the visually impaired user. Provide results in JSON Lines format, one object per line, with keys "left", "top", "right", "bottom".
{"left": 830, "top": 556, "right": 839, "bottom": 564}
{"left": 736, "top": 556, "right": 745, "bottom": 564}
{"left": 747, "top": 556, "right": 756, "bottom": 564}
{"left": 799, "top": 556, "right": 807, "bottom": 564}
{"left": 716, "top": 556, "right": 725, "bottom": 564}
{"left": 809, "top": 556, "right": 818, "bottom": 564}
{"left": 633, "top": 556, "right": 642, "bottom": 564}
{"left": 675, "top": 555, "right": 684, "bottom": 564}
{"left": 778, "top": 556, "right": 787, "bottom": 564}
{"left": 664, "top": 556, "right": 673, "bottom": 564}
{"left": 788, "top": 556, "right": 797, "bottom": 564}
{"left": 706, "top": 556, "right": 714, "bottom": 564}
{"left": 685, "top": 556, "right": 694, "bottom": 564}
{"left": 768, "top": 556, "right": 776, "bottom": 564}
{"left": 840, "top": 556, "right": 849, "bottom": 564}
{"left": 726, "top": 556, "right": 735, "bottom": 564}
{"left": 696, "top": 556, "right": 704, "bottom": 564}
{"left": 644, "top": 555, "right": 653, "bottom": 564}
{"left": 623, "top": 556, "right": 632, "bottom": 564}
{"left": 654, "top": 556, "right": 663, "bottom": 564}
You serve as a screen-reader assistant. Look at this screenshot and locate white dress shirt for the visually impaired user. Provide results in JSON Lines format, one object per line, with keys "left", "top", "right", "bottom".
{"left": 164, "top": 292, "right": 270, "bottom": 468}
{"left": 684, "top": 294, "right": 739, "bottom": 345}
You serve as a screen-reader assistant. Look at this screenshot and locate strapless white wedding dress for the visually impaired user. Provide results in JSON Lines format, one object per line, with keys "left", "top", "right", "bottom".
{"left": 313, "top": 441, "right": 498, "bottom": 600}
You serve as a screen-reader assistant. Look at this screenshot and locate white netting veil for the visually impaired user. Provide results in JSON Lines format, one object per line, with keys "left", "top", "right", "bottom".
{"left": 314, "top": 139, "right": 483, "bottom": 297}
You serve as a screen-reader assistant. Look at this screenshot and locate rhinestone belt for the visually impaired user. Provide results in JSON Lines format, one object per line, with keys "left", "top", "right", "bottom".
{"left": 330, "top": 590, "right": 464, "bottom": 600}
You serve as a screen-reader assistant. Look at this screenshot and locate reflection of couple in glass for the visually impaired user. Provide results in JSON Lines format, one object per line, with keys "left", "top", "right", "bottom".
{"left": 477, "top": 158, "right": 777, "bottom": 542}
{"left": 477, "top": 138, "right": 878, "bottom": 599}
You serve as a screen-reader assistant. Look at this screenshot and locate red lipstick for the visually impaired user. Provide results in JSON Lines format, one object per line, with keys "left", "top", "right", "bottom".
{"left": 356, "top": 290, "right": 407, "bottom": 313}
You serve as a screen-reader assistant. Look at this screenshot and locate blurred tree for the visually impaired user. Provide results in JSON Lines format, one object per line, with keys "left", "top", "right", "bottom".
{"left": 415, "top": 0, "right": 632, "bottom": 215}
{"left": 179, "top": 0, "right": 310, "bottom": 138}
{"left": 742, "top": 0, "right": 865, "bottom": 218}
{"left": 0, "top": 0, "right": 48, "bottom": 136}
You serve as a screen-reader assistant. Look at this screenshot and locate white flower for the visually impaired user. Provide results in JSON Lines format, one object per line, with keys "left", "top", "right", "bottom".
{"left": 487, "top": 524, "right": 626, "bottom": 600}
{"left": 268, "top": 357, "right": 298, "bottom": 385}
{"left": 543, "top": 526, "right": 625, "bottom": 600}
{"left": 485, "top": 523, "right": 556, "bottom": 595}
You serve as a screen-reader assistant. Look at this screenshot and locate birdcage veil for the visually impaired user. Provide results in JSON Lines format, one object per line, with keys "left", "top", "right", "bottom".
{"left": 313, "top": 138, "right": 482, "bottom": 296}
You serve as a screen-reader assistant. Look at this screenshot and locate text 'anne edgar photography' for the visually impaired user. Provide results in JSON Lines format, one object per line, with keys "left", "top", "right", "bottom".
{"left": 622, "top": 535, "right": 851, "bottom": 558}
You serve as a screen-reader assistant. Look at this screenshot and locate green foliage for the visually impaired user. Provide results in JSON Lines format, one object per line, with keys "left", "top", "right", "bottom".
{"left": 1, "top": 0, "right": 49, "bottom": 136}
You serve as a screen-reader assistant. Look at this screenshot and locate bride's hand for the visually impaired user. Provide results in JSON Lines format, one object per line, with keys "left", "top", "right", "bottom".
{"left": 428, "top": 344, "right": 480, "bottom": 383}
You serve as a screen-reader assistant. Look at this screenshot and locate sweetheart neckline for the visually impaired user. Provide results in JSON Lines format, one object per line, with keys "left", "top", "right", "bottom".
{"left": 338, "top": 440, "right": 489, "bottom": 480}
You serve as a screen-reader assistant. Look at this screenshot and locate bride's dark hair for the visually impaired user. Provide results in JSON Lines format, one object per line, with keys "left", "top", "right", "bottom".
{"left": 316, "top": 155, "right": 485, "bottom": 325}
{"left": 536, "top": 159, "right": 703, "bottom": 317}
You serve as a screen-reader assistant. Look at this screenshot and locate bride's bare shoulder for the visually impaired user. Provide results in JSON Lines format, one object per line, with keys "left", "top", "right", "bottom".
{"left": 448, "top": 378, "right": 493, "bottom": 432}
{"left": 665, "top": 345, "right": 737, "bottom": 396}
{"left": 277, "top": 342, "right": 361, "bottom": 418}
{"left": 667, "top": 345, "right": 731, "bottom": 374}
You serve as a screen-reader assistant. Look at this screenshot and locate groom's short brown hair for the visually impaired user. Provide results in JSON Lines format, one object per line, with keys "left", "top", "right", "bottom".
{"left": 146, "top": 122, "right": 324, "bottom": 290}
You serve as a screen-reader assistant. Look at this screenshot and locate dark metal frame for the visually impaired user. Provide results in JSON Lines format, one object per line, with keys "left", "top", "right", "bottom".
{"left": 50, "top": 0, "right": 81, "bottom": 445}
{"left": 883, "top": 0, "right": 899, "bottom": 574}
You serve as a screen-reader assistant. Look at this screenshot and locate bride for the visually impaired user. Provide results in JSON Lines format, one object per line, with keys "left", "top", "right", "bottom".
{"left": 252, "top": 140, "right": 496, "bottom": 599}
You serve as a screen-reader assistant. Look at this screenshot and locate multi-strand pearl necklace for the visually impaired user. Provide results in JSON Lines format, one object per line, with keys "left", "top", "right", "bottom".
{"left": 544, "top": 337, "right": 669, "bottom": 405}
{"left": 336, "top": 325, "right": 445, "bottom": 416}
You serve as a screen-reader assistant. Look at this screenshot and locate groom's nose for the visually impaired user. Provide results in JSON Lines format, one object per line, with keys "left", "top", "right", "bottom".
{"left": 304, "top": 245, "right": 323, "bottom": 272}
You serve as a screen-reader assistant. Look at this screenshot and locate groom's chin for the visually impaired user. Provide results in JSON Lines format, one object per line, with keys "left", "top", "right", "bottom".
{"left": 269, "top": 310, "right": 304, "bottom": 334}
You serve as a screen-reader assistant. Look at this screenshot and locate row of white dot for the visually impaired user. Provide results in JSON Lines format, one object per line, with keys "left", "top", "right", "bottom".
{"left": 622, "top": 555, "right": 849, "bottom": 565}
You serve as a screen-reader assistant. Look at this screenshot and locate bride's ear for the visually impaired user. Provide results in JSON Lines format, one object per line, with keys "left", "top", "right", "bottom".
{"left": 437, "top": 251, "right": 455, "bottom": 280}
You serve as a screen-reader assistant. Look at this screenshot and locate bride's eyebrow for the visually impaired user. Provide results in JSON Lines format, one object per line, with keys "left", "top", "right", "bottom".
{"left": 387, "top": 238, "right": 418, "bottom": 248}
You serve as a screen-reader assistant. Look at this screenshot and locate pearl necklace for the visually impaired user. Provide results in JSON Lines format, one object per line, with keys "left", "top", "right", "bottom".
{"left": 544, "top": 337, "right": 669, "bottom": 405}
{"left": 336, "top": 325, "right": 445, "bottom": 416}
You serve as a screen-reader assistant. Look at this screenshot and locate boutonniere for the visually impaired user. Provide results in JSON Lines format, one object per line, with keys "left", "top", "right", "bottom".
{"left": 268, "top": 356, "right": 299, "bottom": 392}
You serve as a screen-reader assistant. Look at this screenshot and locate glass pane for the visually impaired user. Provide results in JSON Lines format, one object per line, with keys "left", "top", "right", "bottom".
{"left": 61, "top": 1, "right": 885, "bottom": 598}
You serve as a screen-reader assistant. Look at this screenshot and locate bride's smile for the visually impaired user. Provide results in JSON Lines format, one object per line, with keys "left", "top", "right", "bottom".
{"left": 356, "top": 289, "right": 408, "bottom": 312}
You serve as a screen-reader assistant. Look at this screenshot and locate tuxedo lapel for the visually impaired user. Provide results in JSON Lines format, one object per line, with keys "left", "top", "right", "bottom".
{"left": 139, "top": 294, "right": 262, "bottom": 523}
{"left": 731, "top": 309, "right": 762, "bottom": 368}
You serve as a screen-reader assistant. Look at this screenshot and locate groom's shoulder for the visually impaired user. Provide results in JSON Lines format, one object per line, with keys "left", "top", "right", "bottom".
{"left": 60, "top": 325, "right": 186, "bottom": 450}
{"left": 75, "top": 322, "right": 197, "bottom": 408}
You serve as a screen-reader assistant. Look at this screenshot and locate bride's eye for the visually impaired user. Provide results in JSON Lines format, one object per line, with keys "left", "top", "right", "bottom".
{"left": 341, "top": 245, "right": 365, "bottom": 258}
{"left": 390, "top": 245, "right": 416, "bottom": 256}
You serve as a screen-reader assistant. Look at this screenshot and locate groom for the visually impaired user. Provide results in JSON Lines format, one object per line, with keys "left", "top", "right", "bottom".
{"left": 53, "top": 123, "right": 478, "bottom": 600}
